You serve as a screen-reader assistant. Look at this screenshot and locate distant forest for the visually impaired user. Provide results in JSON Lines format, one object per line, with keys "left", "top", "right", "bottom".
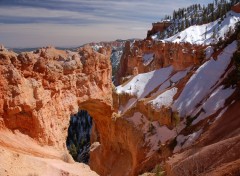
{"left": 157, "top": 0, "right": 239, "bottom": 39}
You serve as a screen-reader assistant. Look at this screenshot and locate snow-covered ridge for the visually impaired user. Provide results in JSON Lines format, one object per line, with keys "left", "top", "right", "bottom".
{"left": 163, "top": 11, "right": 240, "bottom": 45}
{"left": 173, "top": 41, "right": 237, "bottom": 117}
{"left": 116, "top": 66, "right": 173, "bottom": 99}
{"left": 116, "top": 40, "right": 238, "bottom": 159}
{"left": 149, "top": 87, "right": 178, "bottom": 110}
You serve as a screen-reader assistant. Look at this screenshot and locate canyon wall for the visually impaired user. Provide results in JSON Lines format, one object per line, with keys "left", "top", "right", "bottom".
{"left": 147, "top": 21, "right": 172, "bottom": 39}
{"left": 116, "top": 39, "right": 205, "bottom": 85}
{"left": 114, "top": 39, "right": 240, "bottom": 176}
{"left": 0, "top": 46, "right": 117, "bottom": 175}
{"left": 0, "top": 45, "right": 112, "bottom": 149}
{"left": 0, "top": 45, "right": 157, "bottom": 176}
{"left": 1, "top": 38, "right": 239, "bottom": 176}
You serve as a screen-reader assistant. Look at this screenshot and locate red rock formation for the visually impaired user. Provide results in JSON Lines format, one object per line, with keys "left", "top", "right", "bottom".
{"left": 0, "top": 37, "right": 237, "bottom": 176}
{"left": 116, "top": 39, "right": 205, "bottom": 85}
{"left": 0, "top": 45, "right": 157, "bottom": 176}
{"left": 147, "top": 21, "right": 172, "bottom": 39}
{"left": 0, "top": 45, "right": 112, "bottom": 147}
{"left": 0, "top": 45, "right": 116, "bottom": 175}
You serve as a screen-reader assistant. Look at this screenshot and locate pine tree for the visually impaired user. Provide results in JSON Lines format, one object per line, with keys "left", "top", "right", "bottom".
{"left": 69, "top": 143, "right": 78, "bottom": 160}
{"left": 212, "top": 27, "right": 217, "bottom": 40}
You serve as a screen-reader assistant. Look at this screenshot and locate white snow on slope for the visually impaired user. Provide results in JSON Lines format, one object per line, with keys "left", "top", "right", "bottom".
{"left": 127, "top": 112, "right": 177, "bottom": 157}
{"left": 205, "top": 46, "right": 214, "bottom": 59}
{"left": 173, "top": 129, "right": 203, "bottom": 153}
{"left": 171, "top": 68, "right": 190, "bottom": 82}
{"left": 165, "top": 11, "right": 240, "bottom": 45}
{"left": 151, "top": 68, "right": 190, "bottom": 97}
{"left": 116, "top": 66, "right": 173, "bottom": 99}
{"left": 143, "top": 53, "right": 154, "bottom": 66}
{"left": 150, "top": 87, "right": 178, "bottom": 110}
{"left": 192, "top": 86, "right": 235, "bottom": 125}
{"left": 173, "top": 41, "right": 237, "bottom": 117}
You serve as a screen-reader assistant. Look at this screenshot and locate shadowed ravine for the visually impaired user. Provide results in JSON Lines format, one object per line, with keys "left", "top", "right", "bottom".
{"left": 66, "top": 110, "right": 92, "bottom": 164}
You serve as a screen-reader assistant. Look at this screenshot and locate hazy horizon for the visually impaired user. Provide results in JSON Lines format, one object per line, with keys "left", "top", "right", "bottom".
{"left": 0, "top": 0, "right": 212, "bottom": 48}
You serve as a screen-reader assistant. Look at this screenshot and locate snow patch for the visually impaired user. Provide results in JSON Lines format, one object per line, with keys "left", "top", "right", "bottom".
{"left": 150, "top": 87, "right": 178, "bottom": 110}
{"left": 151, "top": 68, "right": 190, "bottom": 97}
{"left": 143, "top": 53, "right": 154, "bottom": 66}
{"left": 192, "top": 86, "right": 235, "bottom": 125}
{"left": 116, "top": 66, "right": 173, "bottom": 99}
{"left": 173, "top": 41, "right": 237, "bottom": 117}
{"left": 215, "top": 107, "right": 228, "bottom": 121}
{"left": 164, "top": 11, "right": 240, "bottom": 45}
{"left": 126, "top": 112, "right": 177, "bottom": 157}
{"left": 171, "top": 68, "right": 190, "bottom": 83}
{"left": 205, "top": 46, "right": 214, "bottom": 59}
{"left": 173, "top": 129, "right": 203, "bottom": 153}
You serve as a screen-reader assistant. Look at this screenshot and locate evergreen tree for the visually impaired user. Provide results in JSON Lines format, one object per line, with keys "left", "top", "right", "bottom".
{"left": 69, "top": 143, "right": 78, "bottom": 160}
{"left": 212, "top": 27, "right": 217, "bottom": 40}
{"left": 156, "top": 0, "right": 236, "bottom": 39}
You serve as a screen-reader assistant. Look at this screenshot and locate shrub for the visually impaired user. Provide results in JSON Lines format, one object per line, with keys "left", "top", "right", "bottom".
{"left": 154, "top": 165, "right": 165, "bottom": 176}
{"left": 172, "top": 112, "right": 180, "bottom": 127}
{"left": 148, "top": 122, "right": 156, "bottom": 134}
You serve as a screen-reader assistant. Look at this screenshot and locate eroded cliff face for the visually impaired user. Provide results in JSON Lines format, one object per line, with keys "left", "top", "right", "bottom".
{"left": 116, "top": 39, "right": 205, "bottom": 85}
{"left": 0, "top": 45, "right": 112, "bottom": 148}
{"left": 114, "top": 39, "right": 240, "bottom": 176}
{"left": 1, "top": 38, "right": 239, "bottom": 176}
{"left": 0, "top": 45, "right": 116, "bottom": 175}
{"left": 147, "top": 22, "right": 172, "bottom": 39}
{"left": 0, "top": 45, "right": 156, "bottom": 176}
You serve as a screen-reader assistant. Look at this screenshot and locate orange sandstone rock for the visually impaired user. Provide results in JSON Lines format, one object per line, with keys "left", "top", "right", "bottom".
{"left": 116, "top": 39, "right": 204, "bottom": 85}
{"left": 0, "top": 45, "right": 154, "bottom": 176}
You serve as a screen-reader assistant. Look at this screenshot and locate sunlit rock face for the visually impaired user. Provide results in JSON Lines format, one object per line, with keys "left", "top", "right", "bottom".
{"left": 1, "top": 34, "right": 239, "bottom": 176}
{"left": 0, "top": 45, "right": 115, "bottom": 175}
{"left": 0, "top": 45, "right": 113, "bottom": 147}
{"left": 116, "top": 40, "right": 204, "bottom": 85}
{"left": 0, "top": 45, "right": 155, "bottom": 176}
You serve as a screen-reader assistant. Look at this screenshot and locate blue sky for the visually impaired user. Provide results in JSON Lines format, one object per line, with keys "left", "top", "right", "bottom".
{"left": 0, "top": 0, "right": 212, "bottom": 48}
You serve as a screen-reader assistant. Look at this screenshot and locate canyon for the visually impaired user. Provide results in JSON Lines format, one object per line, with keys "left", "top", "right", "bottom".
{"left": 0, "top": 44, "right": 163, "bottom": 176}
{"left": 0, "top": 7, "right": 240, "bottom": 176}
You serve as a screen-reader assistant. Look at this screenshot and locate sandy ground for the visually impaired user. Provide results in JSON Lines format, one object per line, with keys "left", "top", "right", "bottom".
{"left": 0, "top": 129, "right": 99, "bottom": 176}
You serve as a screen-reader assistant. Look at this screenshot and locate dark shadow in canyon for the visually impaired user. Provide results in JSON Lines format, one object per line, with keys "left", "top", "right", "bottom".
{"left": 66, "top": 110, "right": 92, "bottom": 164}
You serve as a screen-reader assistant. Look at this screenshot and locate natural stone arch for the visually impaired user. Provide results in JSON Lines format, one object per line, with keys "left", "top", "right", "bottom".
{"left": 0, "top": 45, "right": 155, "bottom": 176}
{"left": 0, "top": 45, "right": 113, "bottom": 148}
